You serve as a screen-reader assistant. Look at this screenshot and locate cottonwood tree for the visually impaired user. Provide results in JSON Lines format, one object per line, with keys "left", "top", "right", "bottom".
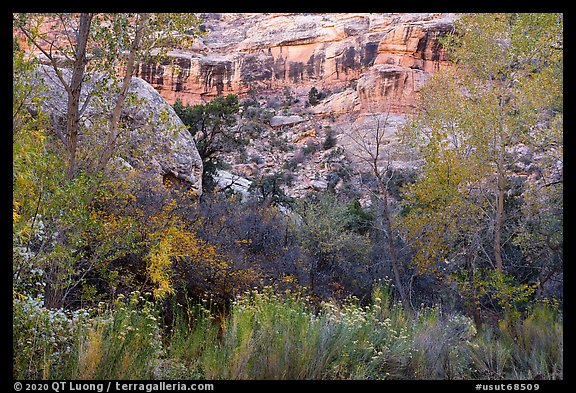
{"left": 13, "top": 13, "right": 203, "bottom": 307}
{"left": 400, "top": 13, "right": 563, "bottom": 322}
{"left": 445, "top": 13, "right": 561, "bottom": 272}
{"left": 399, "top": 107, "right": 489, "bottom": 326}
{"left": 14, "top": 13, "right": 202, "bottom": 179}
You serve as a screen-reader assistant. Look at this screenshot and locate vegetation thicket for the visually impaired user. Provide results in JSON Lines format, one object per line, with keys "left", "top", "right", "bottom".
{"left": 13, "top": 13, "right": 562, "bottom": 380}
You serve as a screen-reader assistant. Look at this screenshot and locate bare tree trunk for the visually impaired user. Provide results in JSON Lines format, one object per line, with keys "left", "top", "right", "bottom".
{"left": 380, "top": 185, "right": 407, "bottom": 305}
{"left": 15, "top": 13, "right": 93, "bottom": 180}
{"left": 64, "top": 13, "right": 93, "bottom": 179}
{"left": 309, "top": 261, "right": 316, "bottom": 293}
{"left": 494, "top": 152, "right": 505, "bottom": 271}
{"left": 466, "top": 252, "right": 482, "bottom": 330}
{"left": 347, "top": 106, "right": 408, "bottom": 306}
{"left": 535, "top": 264, "right": 561, "bottom": 298}
{"left": 96, "top": 13, "right": 150, "bottom": 173}
{"left": 85, "top": 14, "right": 150, "bottom": 207}
{"left": 372, "top": 111, "right": 406, "bottom": 305}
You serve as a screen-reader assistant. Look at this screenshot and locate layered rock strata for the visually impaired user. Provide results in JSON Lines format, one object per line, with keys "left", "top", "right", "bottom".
{"left": 137, "top": 13, "right": 455, "bottom": 114}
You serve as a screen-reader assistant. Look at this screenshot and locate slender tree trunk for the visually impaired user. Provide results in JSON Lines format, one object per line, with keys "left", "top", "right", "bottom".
{"left": 379, "top": 179, "right": 407, "bottom": 305}
{"left": 15, "top": 13, "right": 92, "bottom": 179}
{"left": 494, "top": 148, "right": 506, "bottom": 271}
{"left": 466, "top": 252, "right": 482, "bottom": 330}
{"left": 65, "top": 13, "right": 93, "bottom": 180}
{"left": 86, "top": 14, "right": 150, "bottom": 207}
{"left": 309, "top": 261, "right": 316, "bottom": 293}
{"left": 384, "top": 195, "right": 406, "bottom": 302}
{"left": 368, "top": 109, "right": 407, "bottom": 306}
{"left": 96, "top": 13, "right": 149, "bottom": 173}
{"left": 535, "top": 264, "right": 560, "bottom": 298}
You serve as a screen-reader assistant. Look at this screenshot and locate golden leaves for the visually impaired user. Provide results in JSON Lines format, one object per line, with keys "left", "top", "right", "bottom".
{"left": 143, "top": 216, "right": 233, "bottom": 299}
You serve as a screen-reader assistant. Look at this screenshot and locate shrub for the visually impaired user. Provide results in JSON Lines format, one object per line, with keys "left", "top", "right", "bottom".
{"left": 13, "top": 292, "right": 90, "bottom": 379}
{"left": 465, "top": 300, "right": 563, "bottom": 380}
{"left": 197, "top": 282, "right": 417, "bottom": 380}
{"left": 499, "top": 300, "right": 563, "bottom": 379}
{"left": 467, "top": 328, "right": 513, "bottom": 379}
{"left": 322, "top": 290, "right": 414, "bottom": 379}
{"left": 302, "top": 141, "right": 319, "bottom": 156}
{"left": 202, "top": 288, "right": 345, "bottom": 379}
{"left": 308, "top": 87, "right": 325, "bottom": 106}
{"left": 14, "top": 284, "right": 563, "bottom": 380}
{"left": 158, "top": 297, "right": 221, "bottom": 379}
{"left": 294, "top": 192, "right": 371, "bottom": 297}
{"left": 284, "top": 149, "right": 306, "bottom": 171}
{"left": 411, "top": 306, "right": 476, "bottom": 379}
{"left": 322, "top": 127, "right": 337, "bottom": 150}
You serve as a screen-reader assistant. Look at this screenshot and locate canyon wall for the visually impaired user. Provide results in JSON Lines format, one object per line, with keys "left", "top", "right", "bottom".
{"left": 137, "top": 13, "right": 455, "bottom": 114}
{"left": 132, "top": 13, "right": 456, "bottom": 197}
{"left": 16, "top": 13, "right": 457, "bottom": 198}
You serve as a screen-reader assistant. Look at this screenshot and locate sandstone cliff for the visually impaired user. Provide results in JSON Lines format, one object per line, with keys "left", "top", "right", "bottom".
{"left": 136, "top": 13, "right": 455, "bottom": 114}
{"left": 154, "top": 13, "right": 453, "bottom": 200}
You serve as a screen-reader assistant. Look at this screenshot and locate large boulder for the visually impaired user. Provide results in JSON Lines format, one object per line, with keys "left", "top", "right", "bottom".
{"left": 29, "top": 65, "right": 203, "bottom": 195}
{"left": 214, "top": 169, "right": 252, "bottom": 198}
{"left": 269, "top": 115, "right": 305, "bottom": 128}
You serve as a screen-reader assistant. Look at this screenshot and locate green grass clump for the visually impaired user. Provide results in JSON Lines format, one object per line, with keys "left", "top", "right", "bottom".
{"left": 202, "top": 287, "right": 344, "bottom": 379}
{"left": 73, "top": 291, "right": 162, "bottom": 379}
{"left": 158, "top": 297, "right": 221, "bottom": 379}
{"left": 468, "top": 299, "right": 563, "bottom": 380}
{"left": 197, "top": 282, "right": 416, "bottom": 379}
{"left": 410, "top": 306, "right": 477, "bottom": 379}
{"left": 13, "top": 285, "right": 563, "bottom": 380}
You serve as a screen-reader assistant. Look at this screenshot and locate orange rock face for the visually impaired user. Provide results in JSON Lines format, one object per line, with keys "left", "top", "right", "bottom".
{"left": 134, "top": 13, "right": 455, "bottom": 113}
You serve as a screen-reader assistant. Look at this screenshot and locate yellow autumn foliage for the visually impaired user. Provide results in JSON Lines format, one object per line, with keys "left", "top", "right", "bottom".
{"left": 144, "top": 221, "right": 231, "bottom": 299}
{"left": 400, "top": 147, "right": 487, "bottom": 275}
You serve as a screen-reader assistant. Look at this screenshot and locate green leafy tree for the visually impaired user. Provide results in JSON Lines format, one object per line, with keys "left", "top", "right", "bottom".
{"left": 308, "top": 86, "right": 324, "bottom": 106}
{"left": 173, "top": 95, "right": 244, "bottom": 193}
{"left": 322, "top": 127, "right": 337, "bottom": 150}
{"left": 443, "top": 13, "right": 561, "bottom": 271}
{"left": 249, "top": 172, "right": 294, "bottom": 208}
{"left": 293, "top": 192, "right": 370, "bottom": 294}
{"left": 400, "top": 13, "right": 562, "bottom": 323}
{"left": 399, "top": 135, "right": 488, "bottom": 326}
